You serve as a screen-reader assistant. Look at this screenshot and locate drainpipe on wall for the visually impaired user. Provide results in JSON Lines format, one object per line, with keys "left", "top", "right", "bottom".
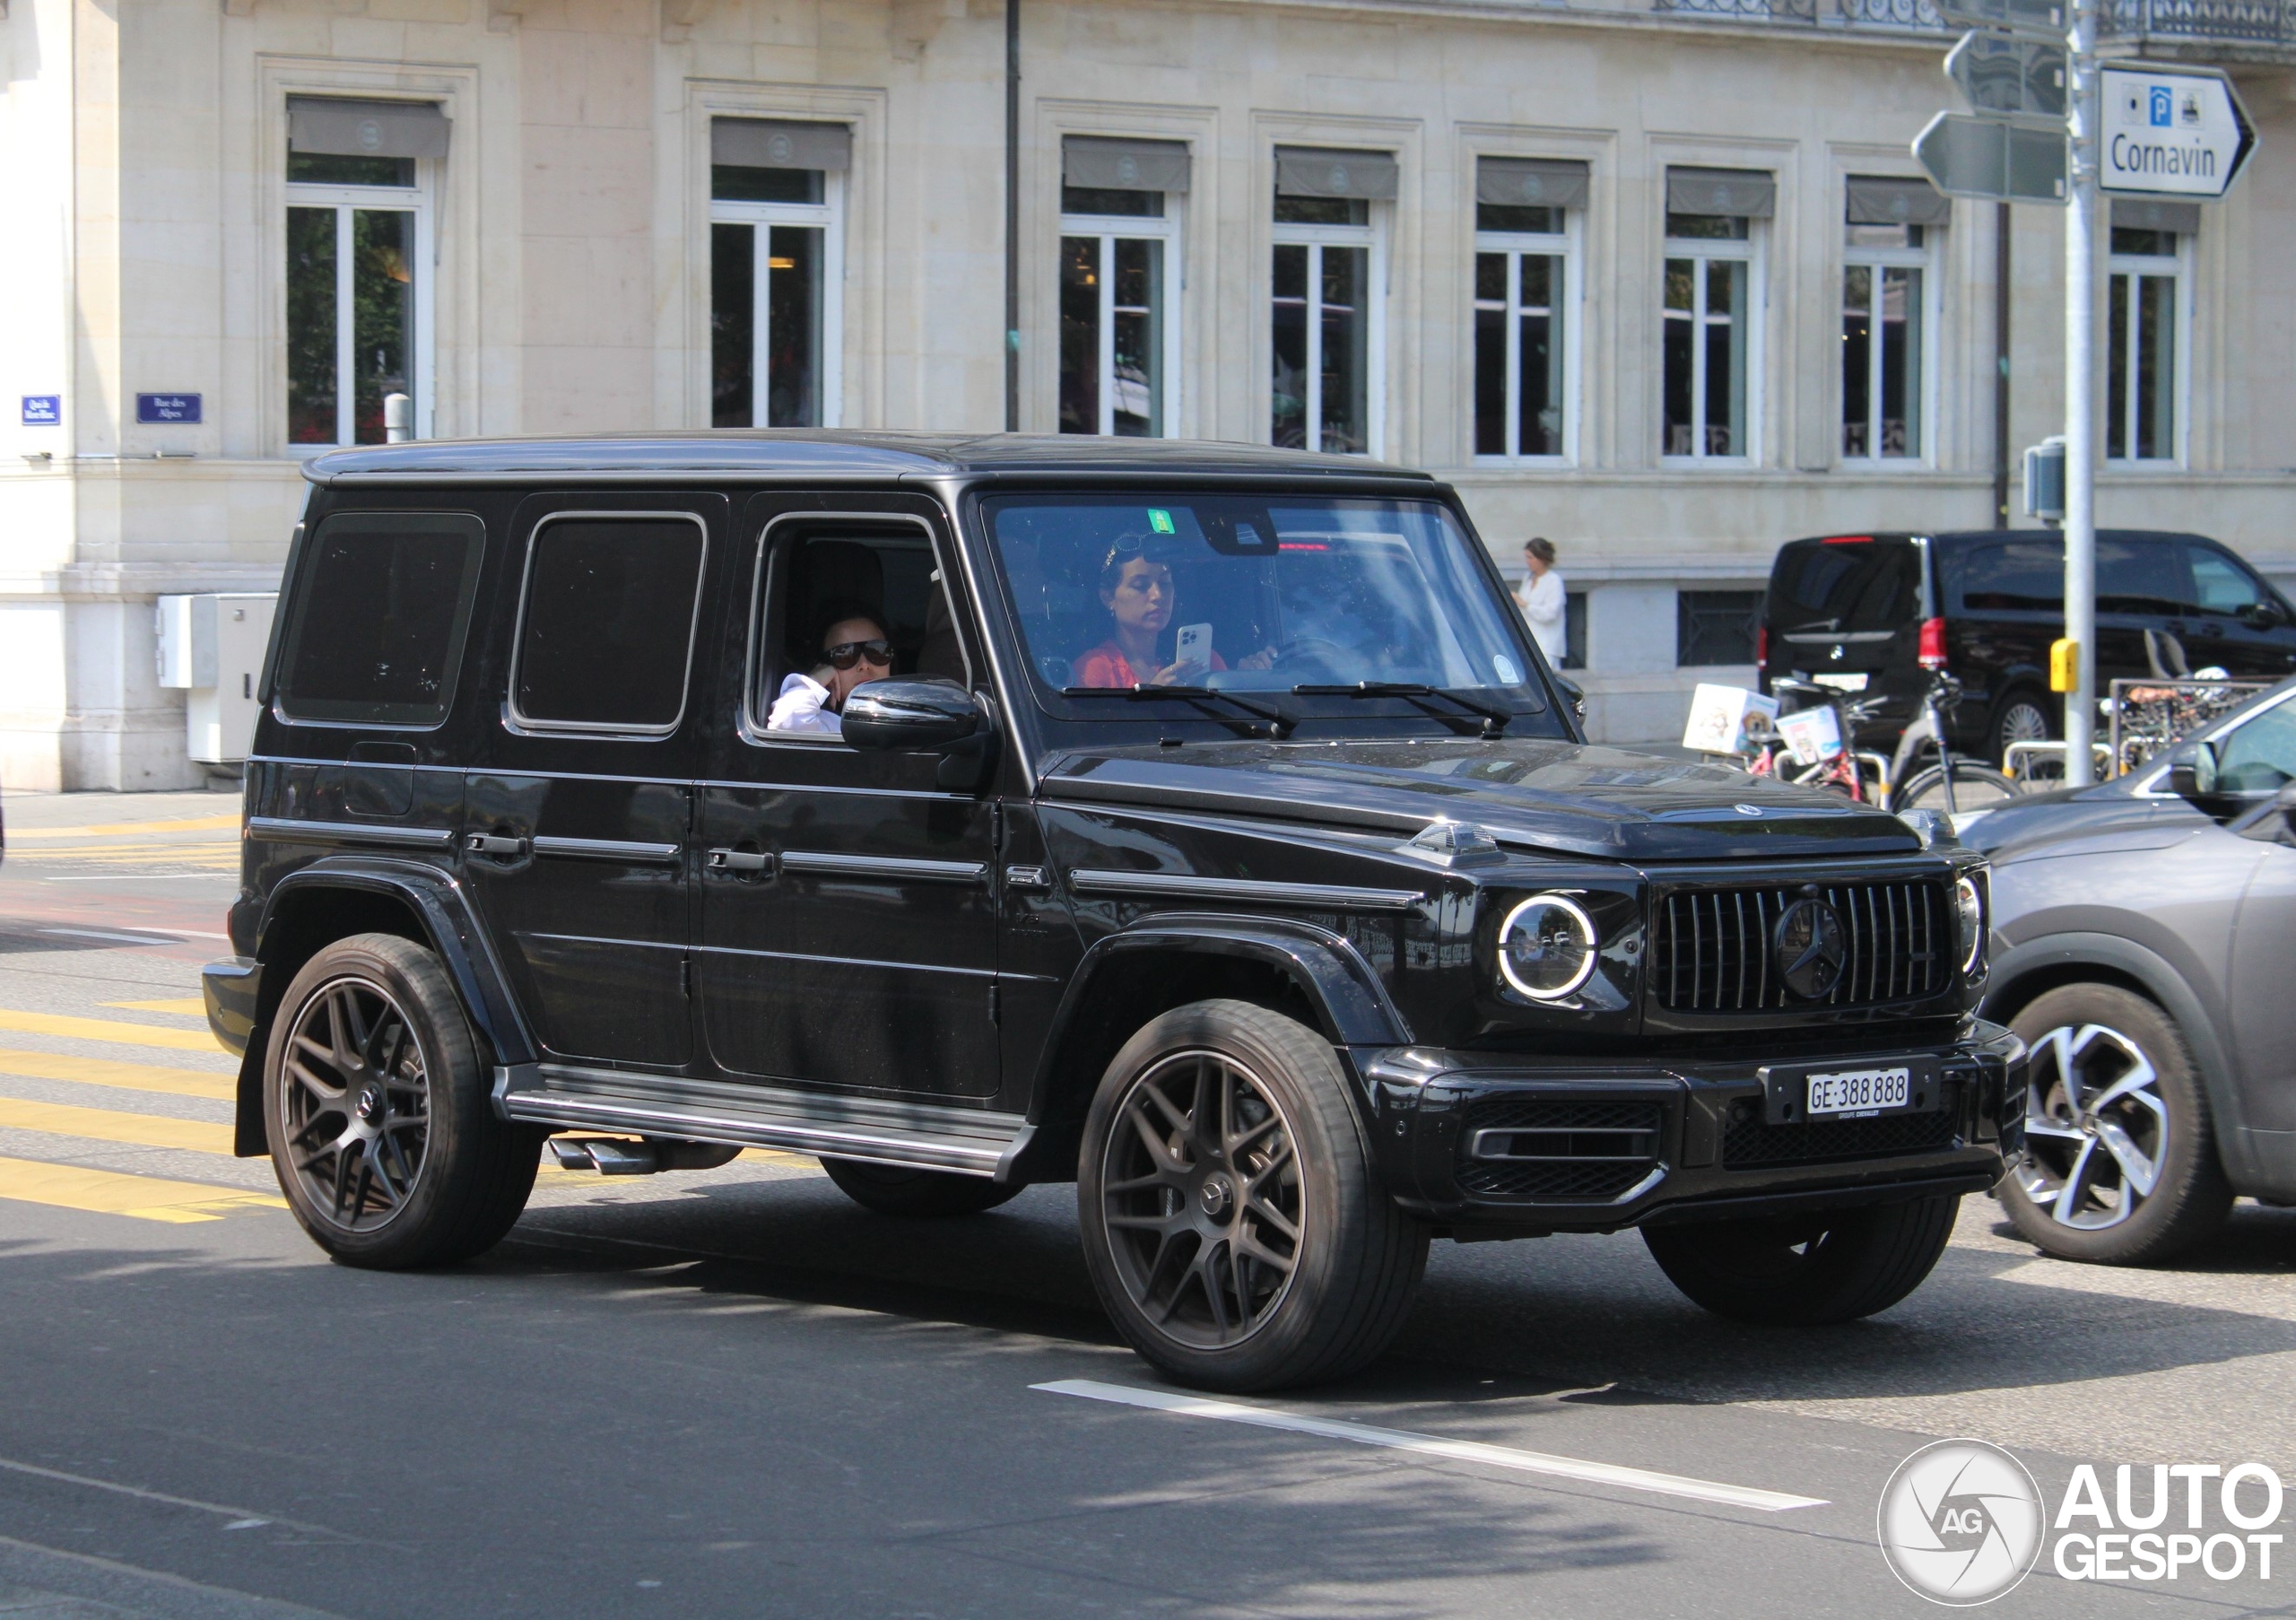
{"left": 1003, "top": 0, "right": 1021, "bottom": 431}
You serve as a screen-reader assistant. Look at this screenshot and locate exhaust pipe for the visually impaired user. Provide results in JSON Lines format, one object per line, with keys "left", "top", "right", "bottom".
{"left": 547, "top": 1137, "right": 744, "bottom": 1175}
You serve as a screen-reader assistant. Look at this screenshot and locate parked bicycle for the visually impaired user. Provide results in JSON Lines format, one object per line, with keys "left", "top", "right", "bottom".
{"left": 1749, "top": 671, "right": 2020, "bottom": 814}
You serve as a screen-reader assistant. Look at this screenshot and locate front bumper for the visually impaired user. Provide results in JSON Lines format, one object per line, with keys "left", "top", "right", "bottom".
{"left": 1356, "top": 1020, "right": 2024, "bottom": 1232}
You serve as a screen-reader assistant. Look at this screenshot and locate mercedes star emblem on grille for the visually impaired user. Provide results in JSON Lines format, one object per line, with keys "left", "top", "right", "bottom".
{"left": 1774, "top": 898, "right": 1848, "bottom": 999}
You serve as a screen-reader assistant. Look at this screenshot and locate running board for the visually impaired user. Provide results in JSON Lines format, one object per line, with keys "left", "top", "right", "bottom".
{"left": 493, "top": 1064, "right": 1031, "bottom": 1180}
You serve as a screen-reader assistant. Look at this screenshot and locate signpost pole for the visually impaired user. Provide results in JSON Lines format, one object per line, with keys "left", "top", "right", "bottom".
{"left": 2060, "top": 0, "right": 2098, "bottom": 787}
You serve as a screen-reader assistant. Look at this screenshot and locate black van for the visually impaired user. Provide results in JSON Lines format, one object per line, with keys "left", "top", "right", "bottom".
{"left": 1761, "top": 529, "right": 2296, "bottom": 763}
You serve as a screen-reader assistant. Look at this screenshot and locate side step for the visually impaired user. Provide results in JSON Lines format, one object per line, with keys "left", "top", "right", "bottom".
{"left": 497, "top": 1064, "right": 1031, "bottom": 1180}
{"left": 547, "top": 1137, "right": 744, "bottom": 1176}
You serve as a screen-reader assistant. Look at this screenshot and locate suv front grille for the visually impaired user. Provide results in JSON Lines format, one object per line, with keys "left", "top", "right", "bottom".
{"left": 1651, "top": 880, "right": 1950, "bottom": 1014}
{"left": 1457, "top": 1098, "right": 1664, "bottom": 1203}
{"left": 1723, "top": 1104, "right": 1959, "bottom": 1168}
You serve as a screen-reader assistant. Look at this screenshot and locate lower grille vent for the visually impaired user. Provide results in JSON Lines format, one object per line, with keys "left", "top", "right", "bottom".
{"left": 1457, "top": 1098, "right": 1664, "bottom": 1203}
{"left": 1722, "top": 1103, "right": 1959, "bottom": 1169}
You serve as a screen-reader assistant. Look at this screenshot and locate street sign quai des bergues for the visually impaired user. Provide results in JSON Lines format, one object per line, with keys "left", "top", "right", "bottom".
{"left": 2099, "top": 65, "right": 2256, "bottom": 196}
{"left": 1915, "top": 110, "right": 2068, "bottom": 204}
{"left": 1946, "top": 30, "right": 2066, "bottom": 119}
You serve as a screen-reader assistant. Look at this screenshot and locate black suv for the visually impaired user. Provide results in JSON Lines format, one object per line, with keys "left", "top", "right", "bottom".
{"left": 1762, "top": 529, "right": 2296, "bottom": 763}
{"left": 205, "top": 433, "right": 2018, "bottom": 1390}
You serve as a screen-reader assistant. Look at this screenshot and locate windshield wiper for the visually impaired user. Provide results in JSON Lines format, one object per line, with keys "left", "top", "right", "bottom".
{"left": 1292, "top": 681, "right": 1513, "bottom": 737}
{"left": 1061, "top": 684, "right": 1294, "bottom": 739}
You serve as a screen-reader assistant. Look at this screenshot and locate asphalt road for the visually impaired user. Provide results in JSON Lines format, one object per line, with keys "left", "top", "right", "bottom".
{"left": 3, "top": 788, "right": 2293, "bottom": 1618}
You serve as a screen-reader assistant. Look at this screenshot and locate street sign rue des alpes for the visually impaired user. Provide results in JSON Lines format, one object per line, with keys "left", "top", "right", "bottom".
{"left": 2099, "top": 65, "right": 2256, "bottom": 196}
{"left": 1946, "top": 30, "right": 2066, "bottom": 119}
{"left": 1916, "top": 110, "right": 2068, "bottom": 204}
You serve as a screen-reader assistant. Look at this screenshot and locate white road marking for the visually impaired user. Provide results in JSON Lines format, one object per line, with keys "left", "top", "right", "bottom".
{"left": 38, "top": 925, "right": 231, "bottom": 942}
{"left": 1032, "top": 1380, "right": 1828, "bottom": 1512}
{"left": 0, "top": 1456, "right": 361, "bottom": 1541}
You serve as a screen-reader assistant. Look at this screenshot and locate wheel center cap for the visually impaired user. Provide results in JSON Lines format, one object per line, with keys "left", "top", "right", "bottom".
{"left": 2078, "top": 1114, "right": 2099, "bottom": 1136}
{"left": 1198, "top": 1176, "right": 1233, "bottom": 1219}
{"left": 355, "top": 1084, "right": 385, "bottom": 1122}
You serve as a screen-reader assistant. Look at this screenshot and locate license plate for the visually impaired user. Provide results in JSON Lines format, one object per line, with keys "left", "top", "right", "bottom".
{"left": 1811, "top": 672, "right": 1869, "bottom": 692}
{"left": 1807, "top": 1066, "right": 1911, "bottom": 1117}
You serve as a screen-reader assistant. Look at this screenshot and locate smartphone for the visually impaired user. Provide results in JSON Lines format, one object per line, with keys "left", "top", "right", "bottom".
{"left": 1174, "top": 622, "right": 1213, "bottom": 673}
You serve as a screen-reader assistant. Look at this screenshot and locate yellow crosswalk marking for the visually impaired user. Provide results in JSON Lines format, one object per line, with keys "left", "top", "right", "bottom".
{"left": 0, "top": 1009, "right": 224, "bottom": 1053}
{"left": 0, "top": 1096, "right": 232, "bottom": 1155}
{"left": 0, "top": 1155, "right": 282, "bottom": 1224}
{"left": 4, "top": 815, "right": 239, "bottom": 839}
{"left": 101, "top": 998, "right": 210, "bottom": 1017}
{"left": 0, "top": 1049, "right": 235, "bottom": 1102}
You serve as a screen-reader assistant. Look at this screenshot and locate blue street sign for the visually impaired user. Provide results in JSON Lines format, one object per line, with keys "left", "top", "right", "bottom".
{"left": 135, "top": 393, "right": 202, "bottom": 424}
{"left": 21, "top": 396, "right": 60, "bottom": 426}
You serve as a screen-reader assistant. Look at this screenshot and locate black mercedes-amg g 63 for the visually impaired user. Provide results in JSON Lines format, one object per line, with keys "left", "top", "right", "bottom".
{"left": 205, "top": 433, "right": 2020, "bottom": 1390}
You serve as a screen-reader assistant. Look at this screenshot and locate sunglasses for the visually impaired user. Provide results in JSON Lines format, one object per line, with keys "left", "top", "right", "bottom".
{"left": 823, "top": 638, "right": 893, "bottom": 670}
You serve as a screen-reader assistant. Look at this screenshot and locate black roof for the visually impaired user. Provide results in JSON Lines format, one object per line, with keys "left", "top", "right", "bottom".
{"left": 303, "top": 431, "right": 1437, "bottom": 485}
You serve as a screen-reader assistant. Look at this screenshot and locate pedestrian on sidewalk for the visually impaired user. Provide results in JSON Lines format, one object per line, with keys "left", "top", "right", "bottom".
{"left": 1516, "top": 537, "right": 1566, "bottom": 667}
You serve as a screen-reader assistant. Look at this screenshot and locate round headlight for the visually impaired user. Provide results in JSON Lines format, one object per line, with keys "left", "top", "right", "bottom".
{"left": 1498, "top": 893, "right": 1599, "bottom": 1002}
{"left": 1954, "top": 874, "right": 1987, "bottom": 976}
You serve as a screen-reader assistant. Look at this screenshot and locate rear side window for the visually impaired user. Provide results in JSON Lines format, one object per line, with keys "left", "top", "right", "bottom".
{"left": 2097, "top": 538, "right": 2185, "bottom": 614}
{"left": 1766, "top": 540, "right": 1917, "bottom": 634}
{"left": 511, "top": 514, "right": 709, "bottom": 734}
{"left": 1953, "top": 540, "right": 2063, "bottom": 614}
{"left": 275, "top": 511, "right": 484, "bottom": 727}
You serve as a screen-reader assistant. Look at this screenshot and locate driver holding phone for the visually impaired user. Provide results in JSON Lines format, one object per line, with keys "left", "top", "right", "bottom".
{"left": 1074, "top": 536, "right": 1276, "bottom": 688}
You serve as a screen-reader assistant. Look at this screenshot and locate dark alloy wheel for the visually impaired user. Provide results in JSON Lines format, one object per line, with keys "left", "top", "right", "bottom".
{"left": 1077, "top": 1000, "right": 1427, "bottom": 1391}
{"left": 265, "top": 933, "right": 540, "bottom": 1268}
{"left": 1642, "top": 1193, "right": 1961, "bottom": 1326}
{"left": 1999, "top": 982, "right": 2231, "bottom": 1264}
{"left": 820, "top": 1157, "right": 1024, "bottom": 1216}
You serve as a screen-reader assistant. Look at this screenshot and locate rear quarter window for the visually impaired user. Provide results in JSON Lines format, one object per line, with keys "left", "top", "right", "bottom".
{"left": 510, "top": 513, "right": 709, "bottom": 734}
{"left": 274, "top": 511, "right": 486, "bottom": 727}
{"left": 1951, "top": 540, "right": 2063, "bottom": 614}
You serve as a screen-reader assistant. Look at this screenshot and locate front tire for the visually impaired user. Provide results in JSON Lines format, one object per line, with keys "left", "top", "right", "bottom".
{"left": 265, "top": 933, "right": 540, "bottom": 1268}
{"left": 1999, "top": 983, "right": 2231, "bottom": 1264}
{"left": 1077, "top": 1000, "right": 1428, "bottom": 1391}
{"left": 1643, "top": 1194, "right": 1960, "bottom": 1325}
{"left": 820, "top": 1157, "right": 1024, "bottom": 1216}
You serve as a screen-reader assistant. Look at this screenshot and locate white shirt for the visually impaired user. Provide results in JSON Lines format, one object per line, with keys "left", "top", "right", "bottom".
{"left": 1518, "top": 568, "right": 1567, "bottom": 664}
{"left": 766, "top": 672, "right": 843, "bottom": 736}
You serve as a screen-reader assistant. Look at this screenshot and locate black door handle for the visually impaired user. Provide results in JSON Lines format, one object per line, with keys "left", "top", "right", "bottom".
{"left": 465, "top": 833, "right": 530, "bottom": 858}
{"left": 706, "top": 848, "right": 773, "bottom": 875}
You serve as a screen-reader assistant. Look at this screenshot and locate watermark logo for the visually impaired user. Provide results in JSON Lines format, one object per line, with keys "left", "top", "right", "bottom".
{"left": 1877, "top": 1440, "right": 2046, "bottom": 1607}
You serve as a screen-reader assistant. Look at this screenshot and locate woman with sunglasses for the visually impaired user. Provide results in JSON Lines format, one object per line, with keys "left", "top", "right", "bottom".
{"left": 767, "top": 607, "right": 895, "bottom": 734}
{"left": 1074, "top": 539, "right": 1274, "bottom": 689}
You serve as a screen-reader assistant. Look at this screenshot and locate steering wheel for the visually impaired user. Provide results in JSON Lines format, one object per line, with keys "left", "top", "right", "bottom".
{"left": 1267, "top": 637, "right": 1353, "bottom": 684}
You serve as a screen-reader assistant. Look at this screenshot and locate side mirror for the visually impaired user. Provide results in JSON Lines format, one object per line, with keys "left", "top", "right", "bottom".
{"left": 1552, "top": 673, "right": 1587, "bottom": 724}
{"left": 839, "top": 679, "right": 980, "bottom": 753}
{"left": 2240, "top": 599, "right": 2290, "bottom": 630}
{"left": 2166, "top": 739, "right": 2221, "bottom": 805}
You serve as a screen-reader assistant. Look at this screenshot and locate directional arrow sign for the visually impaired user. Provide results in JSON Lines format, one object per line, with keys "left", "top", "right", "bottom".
{"left": 1915, "top": 110, "right": 2068, "bottom": 205}
{"left": 1946, "top": 31, "right": 2066, "bottom": 119}
{"left": 1934, "top": 0, "right": 2065, "bottom": 39}
{"left": 2100, "top": 65, "right": 2256, "bottom": 197}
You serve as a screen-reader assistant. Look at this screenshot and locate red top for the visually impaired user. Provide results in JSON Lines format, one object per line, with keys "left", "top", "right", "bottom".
{"left": 1074, "top": 642, "right": 1228, "bottom": 688}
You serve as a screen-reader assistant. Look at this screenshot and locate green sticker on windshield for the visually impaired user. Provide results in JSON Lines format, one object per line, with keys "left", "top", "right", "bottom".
{"left": 1146, "top": 509, "right": 1176, "bottom": 535}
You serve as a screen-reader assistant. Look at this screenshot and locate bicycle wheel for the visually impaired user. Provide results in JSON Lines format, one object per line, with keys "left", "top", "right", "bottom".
{"left": 1889, "top": 762, "right": 2022, "bottom": 814}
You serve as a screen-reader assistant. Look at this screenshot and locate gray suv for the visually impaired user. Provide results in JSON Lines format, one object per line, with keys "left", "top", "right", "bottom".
{"left": 1970, "top": 677, "right": 2296, "bottom": 1262}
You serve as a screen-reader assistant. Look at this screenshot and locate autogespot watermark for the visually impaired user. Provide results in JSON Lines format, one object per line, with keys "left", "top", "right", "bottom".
{"left": 1877, "top": 1438, "right": 2287, "bottom": 1606}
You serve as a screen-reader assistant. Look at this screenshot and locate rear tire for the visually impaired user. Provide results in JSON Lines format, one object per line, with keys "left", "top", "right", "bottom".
{"left": 819, "top": 1157, "right": 1024, "bottom": 1216}
{"left": 1642, "top": 1193, "right": 1960, "bottom": 1325}
{"left": 265, "top": 933, "right": 540, "bottom": 1268}
{"left": 1077, "top": 999, "right": 1428, "bottom": 1391}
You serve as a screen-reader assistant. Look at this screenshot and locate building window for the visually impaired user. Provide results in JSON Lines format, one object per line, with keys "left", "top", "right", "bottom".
{"left": 1058, "top": 137, "right": 1189, "bottom": 436}
{"left": 1562, "top": 590, "right": 1587, "bottom": 671}
{"left": 1839, "top": 178, "right": 1945, "bottom": 461}
{"left": 1473, "top": 158, "right": 1586, "bottom": 461}
{"left": 284, "top": 98, "right": 443, "bottom": 449}
{"left": 2107, "top": 222, "right": 2185, "bottom": 464}
{"left": 1661, "top": 168, "right": 1770, "bottom": 461}
{"left": 1676, "top": 589, "right": 1762, "bottom": 666}
{"left": 1272, "top": 146, "right": 1395, "bottom": 455}
{"left": 711, "top": 119, "right": 848, "bottom": 429}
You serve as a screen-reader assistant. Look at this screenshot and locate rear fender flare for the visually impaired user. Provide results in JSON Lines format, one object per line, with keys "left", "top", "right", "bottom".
{"left": 1983, "top": 930, "right": 2254, "bottom": 1186}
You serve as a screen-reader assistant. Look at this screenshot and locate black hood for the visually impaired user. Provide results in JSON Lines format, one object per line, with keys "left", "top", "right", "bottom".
{"left": 1039, "top": 738, "right": 1926, "bottom": 861}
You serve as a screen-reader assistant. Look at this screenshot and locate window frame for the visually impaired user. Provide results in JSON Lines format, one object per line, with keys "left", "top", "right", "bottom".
{"left": 1472, "top": 207, "right": 1580, "bottom": 465}
{"left": 504, "top": 510, "right": 712, "bottom": 741}
{"left": 1838, "top": 222, "right": 1940, "bottom": 466}
{"left": 709, "top": 171, "right": 846, "bottom": 430}
{"left": 283, "top": 163, "right": 438, "bottom": 457}
{"left": 1659, "top": 220, "right": 1764, "bottom": 466}
{"left": 272, "top": 510, "right": 486, "bottom": 730}
{"left": 2105, "top": 230, "right": 2189, "bottom": 468}
{"left": 1057, "top": 196, "right": 1184, "bottom": 438}
{"left": 1270, "top": 204, "right": 1389, "bottom": 457}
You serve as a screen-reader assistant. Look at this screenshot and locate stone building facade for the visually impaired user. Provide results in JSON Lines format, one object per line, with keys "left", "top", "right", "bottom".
{"left": 3, "top": 0, "right": 2292, "bottom": 786}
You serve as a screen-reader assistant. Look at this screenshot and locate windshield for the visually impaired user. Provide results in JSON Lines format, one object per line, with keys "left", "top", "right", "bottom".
{"left": 1767, "top": 537, "right": 1918, "bottom": 635}
{"left": 982, "top": 495, "right": 1543, "bottom": 711}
